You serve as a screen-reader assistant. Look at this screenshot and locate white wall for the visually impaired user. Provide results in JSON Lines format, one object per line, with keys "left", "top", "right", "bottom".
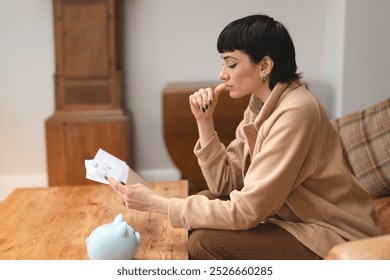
{"left": 322, "top": 0, "right": 347, "bottom": 118}
{"left": 1, "top": 0, "right": 389, "bottom": 200}
{"left": 0, "top": 1, "right": 54, "bottom": 199}
{"left": 342, "top": 0, "right": 390, "bottom": 114}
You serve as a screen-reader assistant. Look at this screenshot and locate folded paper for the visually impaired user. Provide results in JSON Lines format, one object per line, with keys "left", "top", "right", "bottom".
{"left": 85, "top": 148, "right": 148, "bottom": 186}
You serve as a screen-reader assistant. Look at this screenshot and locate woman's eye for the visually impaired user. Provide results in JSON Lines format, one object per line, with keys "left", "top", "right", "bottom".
{"left": 228, "top": 63, "right": 237, "bottom": 69}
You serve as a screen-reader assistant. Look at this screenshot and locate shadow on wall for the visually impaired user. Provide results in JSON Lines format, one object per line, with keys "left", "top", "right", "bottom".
{"left": 305, "top": 79, "right": 336, "bottom": 119}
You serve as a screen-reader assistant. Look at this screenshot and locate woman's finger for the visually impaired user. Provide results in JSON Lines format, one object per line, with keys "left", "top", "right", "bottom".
{"left": 213, "top": 83, "right": 226, "bottom": 101}
{"left": 195, "top": 89, "right": 207, "bottom": 111}
{"left": 106, "top": 176, "right": 127, "bottom": 194}
{"left": 201, "top": 88, "right": 211, "bottom": 109}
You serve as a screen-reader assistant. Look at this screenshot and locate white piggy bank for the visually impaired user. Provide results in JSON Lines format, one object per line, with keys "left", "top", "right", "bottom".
{"left": 86, "top": 214, "right": 141, "bottom": 260}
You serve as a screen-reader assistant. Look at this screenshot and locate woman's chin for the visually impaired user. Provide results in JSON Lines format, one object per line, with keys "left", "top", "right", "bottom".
{"left": 229, "top": 90, "right": 249, "bottom": 99}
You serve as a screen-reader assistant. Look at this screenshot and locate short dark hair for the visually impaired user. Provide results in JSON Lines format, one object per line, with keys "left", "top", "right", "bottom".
{"left": 217, "top": 14, "right": 302, "bottom": 90}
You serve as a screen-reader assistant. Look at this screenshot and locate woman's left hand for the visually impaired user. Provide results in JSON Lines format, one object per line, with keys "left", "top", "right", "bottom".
{"left": 189, "top": 83, "right": 226, "bottom": 120}
{"left": 106, "top": 177, "right": 169, "bottom": 214}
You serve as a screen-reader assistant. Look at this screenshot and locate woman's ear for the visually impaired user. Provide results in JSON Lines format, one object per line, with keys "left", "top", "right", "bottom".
{"left": 260, "top": 56, "right": 274, "bottom": 77}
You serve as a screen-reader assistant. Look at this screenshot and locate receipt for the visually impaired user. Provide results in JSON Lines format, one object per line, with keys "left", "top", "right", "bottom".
{"left": 85, "top": 148, "right": 148, "bottom": 186}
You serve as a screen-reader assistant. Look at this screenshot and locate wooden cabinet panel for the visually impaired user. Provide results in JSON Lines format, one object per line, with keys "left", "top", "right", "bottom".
{"left": 61, "top": 1, "right": 109, "bottom": 77}
{"left": 46, "top": 114, "right": 130, "bottom": 186}
{"left": 53, "top": 0, "right": 123, "bottom": 111}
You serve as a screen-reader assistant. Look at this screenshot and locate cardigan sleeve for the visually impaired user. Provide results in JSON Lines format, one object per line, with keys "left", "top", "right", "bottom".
{"left": 192, "top": 107, "right": 254, "bottom": 196}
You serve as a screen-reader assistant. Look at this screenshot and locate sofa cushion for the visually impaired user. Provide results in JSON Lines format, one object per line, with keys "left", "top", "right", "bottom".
{"left": 336, "top": 98, "right": 390, "bottom": 198}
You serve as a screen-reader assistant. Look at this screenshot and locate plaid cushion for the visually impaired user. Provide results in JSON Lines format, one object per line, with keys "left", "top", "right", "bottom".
{"left": 336, "top": 98, "right": 390, "bottom": 197}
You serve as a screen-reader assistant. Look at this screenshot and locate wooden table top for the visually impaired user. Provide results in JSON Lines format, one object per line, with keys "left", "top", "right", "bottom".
{"left": 0, "top": 180, "right": 189, "bottom": 260}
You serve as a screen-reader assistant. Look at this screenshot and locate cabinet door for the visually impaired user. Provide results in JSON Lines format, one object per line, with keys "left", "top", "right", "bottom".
{"left": 46, "top": 115, "right": 130, "bottom": 186}
{"left": 53, "top": 0, "right": 123, "bottom": 111}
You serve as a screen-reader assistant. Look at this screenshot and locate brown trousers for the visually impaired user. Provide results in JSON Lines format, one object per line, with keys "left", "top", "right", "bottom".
{"left": 188, "top": 191, "right": 322, "bottom": 260}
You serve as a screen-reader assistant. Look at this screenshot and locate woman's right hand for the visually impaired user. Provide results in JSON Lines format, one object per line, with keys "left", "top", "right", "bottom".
{"left": 189, "top": 83, "right": 226, "bottom": 120}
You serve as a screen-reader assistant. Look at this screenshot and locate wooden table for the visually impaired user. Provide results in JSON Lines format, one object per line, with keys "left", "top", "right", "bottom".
{"left": 0, "top": 180, "right": 188, "bottom": 260}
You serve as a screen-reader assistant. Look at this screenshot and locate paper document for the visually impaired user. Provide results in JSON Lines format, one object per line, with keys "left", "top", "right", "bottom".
{"left": 85, "top": 148, "right": 148, "bottom": 186}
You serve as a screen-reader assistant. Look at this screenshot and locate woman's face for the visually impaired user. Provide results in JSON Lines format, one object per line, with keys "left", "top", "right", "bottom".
{"left": 219, "top": 50, "right": 263, "bottom": 99}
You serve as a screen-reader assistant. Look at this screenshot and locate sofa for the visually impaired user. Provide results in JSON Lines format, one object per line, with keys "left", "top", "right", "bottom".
{"left": 325, "top": 98, "right": 390, "bottom": 259}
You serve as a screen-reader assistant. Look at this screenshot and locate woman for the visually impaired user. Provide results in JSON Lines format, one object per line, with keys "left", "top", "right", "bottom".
{"left": 107, "top": 14, "right": 382, "bottom": 259}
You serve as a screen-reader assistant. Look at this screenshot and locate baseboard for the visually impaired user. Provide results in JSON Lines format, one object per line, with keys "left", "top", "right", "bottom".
{"left": 0, "top": 173, "right": 48, "bottom": 201}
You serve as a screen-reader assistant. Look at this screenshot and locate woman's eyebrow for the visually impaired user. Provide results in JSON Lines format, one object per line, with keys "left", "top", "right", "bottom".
{"left": 220, "top": 54, "right": 237, "bottom": 60}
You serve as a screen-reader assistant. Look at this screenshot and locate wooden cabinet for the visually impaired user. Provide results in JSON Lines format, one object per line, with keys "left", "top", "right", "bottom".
{"left": 45, "top": 0, "right": 130, "bottom": 186}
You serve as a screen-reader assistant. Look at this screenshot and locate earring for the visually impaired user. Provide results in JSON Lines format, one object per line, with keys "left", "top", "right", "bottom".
{"left": 261, "top": 75, "right": 266, "bottom": 83}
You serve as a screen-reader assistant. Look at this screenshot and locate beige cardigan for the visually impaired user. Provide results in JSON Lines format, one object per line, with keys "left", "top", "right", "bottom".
{"left": 168, "top": 80, "right": 382, "bottom": 258}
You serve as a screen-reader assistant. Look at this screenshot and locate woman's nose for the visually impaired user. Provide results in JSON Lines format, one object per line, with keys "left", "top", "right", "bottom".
{"left": 219, "top": 69, "right": 228, "bottom": 81}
